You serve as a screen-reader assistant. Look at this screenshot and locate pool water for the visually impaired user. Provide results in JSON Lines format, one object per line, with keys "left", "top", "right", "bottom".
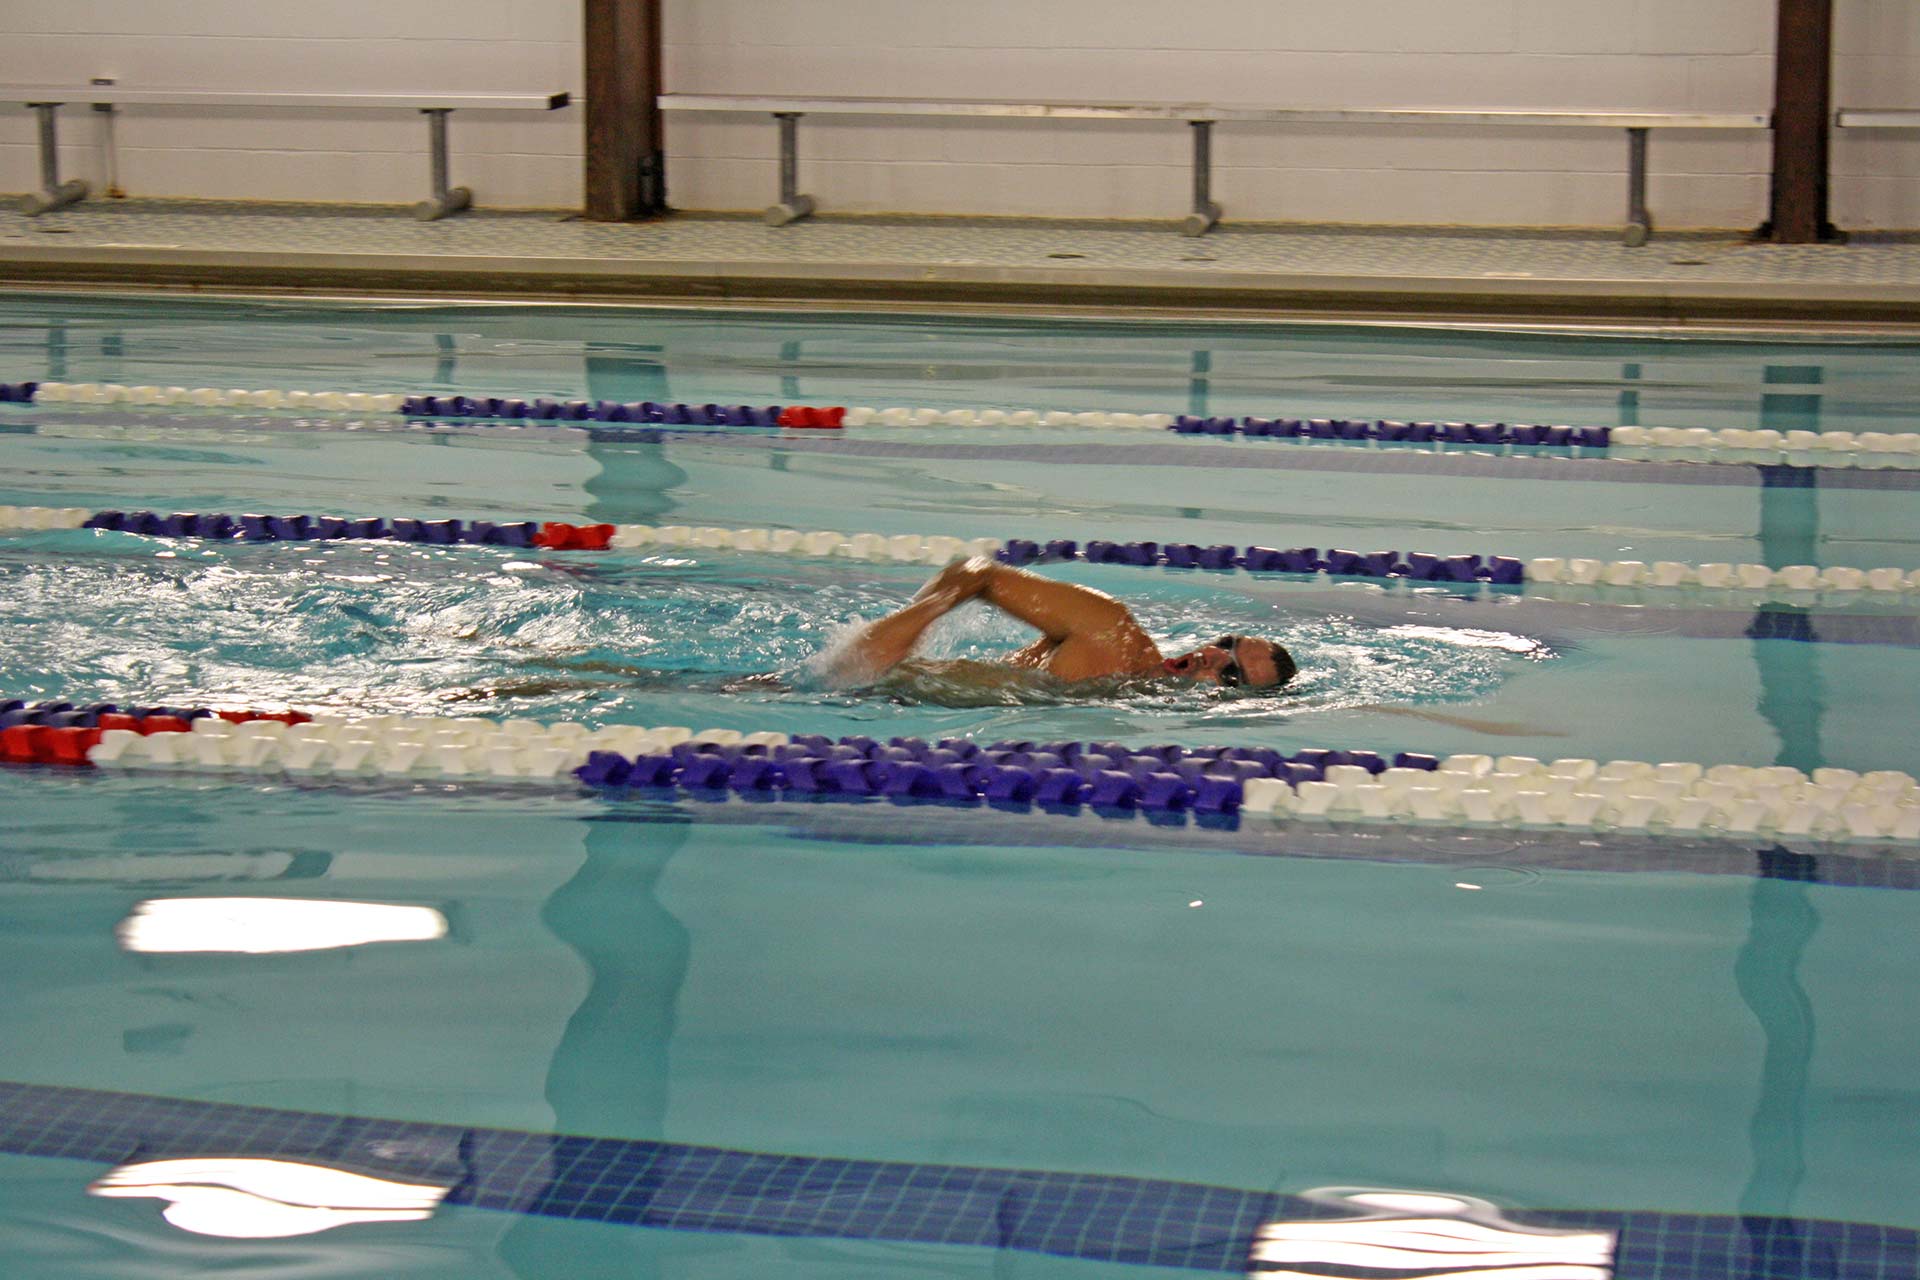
{"left": 2, "top": 293, "right": 1919, "bottom": 1280}
{"left": 4, "top": 530, "right": 1919, "bottom": 776}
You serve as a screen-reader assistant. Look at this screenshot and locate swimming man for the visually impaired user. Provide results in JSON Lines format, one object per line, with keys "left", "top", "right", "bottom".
{"left": 842, "top": 557, "right": 1297, "bottom": 689}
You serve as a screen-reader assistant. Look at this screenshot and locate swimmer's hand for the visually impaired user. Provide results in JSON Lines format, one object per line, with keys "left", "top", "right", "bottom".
{"left": 914, "top": 556, "right": 995, "bottom": 605}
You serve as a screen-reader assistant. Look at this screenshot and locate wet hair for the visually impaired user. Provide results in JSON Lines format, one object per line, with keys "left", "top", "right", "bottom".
{"left": 1267, "top": 641, "right": 1299, "bottom": 689}
{"left": 1214, "top": 635, "right": 1298, "bottom": 690}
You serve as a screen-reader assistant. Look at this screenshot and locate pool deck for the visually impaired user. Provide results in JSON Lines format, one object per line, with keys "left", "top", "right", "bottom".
{"left": 2, "top": 197, "right": 1918, "bottom": 326}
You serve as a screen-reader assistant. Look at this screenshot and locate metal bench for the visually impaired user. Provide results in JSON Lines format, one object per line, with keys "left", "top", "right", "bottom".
{"left": 7, "top": 87, "right": 572, "bottom": 219}
{"left": 659, "top": 94, "right": 1769, "bottom": 245}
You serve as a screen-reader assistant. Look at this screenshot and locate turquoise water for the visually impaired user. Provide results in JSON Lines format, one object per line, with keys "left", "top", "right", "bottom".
{"left": 6, "top": 295, "right": 1919, "bottom": 440}
{"left": 5, "top": 530, "right": 1920, "bottom": 775}
{"left": 3, "top": 775, "right": 1918, "bottom": 1279}
{"left": 2, "top": 294, "right": 1919, "bottom": 1278}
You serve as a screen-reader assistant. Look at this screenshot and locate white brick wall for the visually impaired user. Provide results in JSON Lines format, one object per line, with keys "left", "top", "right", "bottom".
{"left": 1, "top": 0, "right": 1913, "bottom": 228}
{"left": 1833, "top": 0, "right": 1920, "bottom": 229}
{"left": 659, "top": 0, "right": 1913, "bottom": 230}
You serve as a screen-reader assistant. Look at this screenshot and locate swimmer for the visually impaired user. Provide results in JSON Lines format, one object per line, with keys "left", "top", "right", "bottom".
{"left": 452, "top": 558, "right": 1557, "bottom": 726}
{"left": 840, "top": 557, "right": 1297, "bottom": 689}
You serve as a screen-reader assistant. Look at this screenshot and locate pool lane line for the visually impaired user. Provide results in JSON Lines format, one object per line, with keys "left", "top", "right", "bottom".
{"left": 587, "top": 789, "right": 1920, "bottom": 891}
{"left": 21, "top": 412, "right": 1920, "bottom": 491}
{"left": 570, "top": 741, "right": 1920, "bottom": 845}
{"left": 15, "top": 380, "right": 1920, "bottom": 472}
{"left": 9, "top": 698, "right": 1914, "bottom": 846}
{"left": 674, "top": 430, "right": 1920, "bottom": 492}
{"left": 11, "top": 738, "right": 1920, "bottom": 886}
{"left": 3, "top": 1077, "right": 1915, "bottom": 1278}
{"left": 561, "top": 740, "right": 1920, "bottom": 843}
{"left": 0, "top": 703, "right": 307, "bottom": 768}
{"left": 13, "top": 383, "right": 406, "bottom": 414}
{"left": 0, "top": 505, "right": 614, "bottom": 550}
{"left": 5, "top": 505, "right": 1918, "bottom": 599}
{"left": 1247, "top": 576, "right": 1920, "bottom": 648}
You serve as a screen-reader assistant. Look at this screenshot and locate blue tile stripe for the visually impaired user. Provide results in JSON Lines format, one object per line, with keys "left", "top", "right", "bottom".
{"left": 0, "top": 1080, "right": 1270, "bottom": 1271}
{"left": 4, "top": 1080, "right": 1918, "bottom": 1277}
{"left": 1500, "top": 1209, "right": 1920, "bottom": 1280}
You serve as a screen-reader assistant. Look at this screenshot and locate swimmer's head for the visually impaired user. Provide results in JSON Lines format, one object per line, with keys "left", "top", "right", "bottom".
{"left": 1163, "top": 634, "right": 1296, "bottom": 690}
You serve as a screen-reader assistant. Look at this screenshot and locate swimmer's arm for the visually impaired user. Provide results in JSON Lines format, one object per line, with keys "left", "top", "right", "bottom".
{"left": 845, "top": 558, "right": 1156, "bottom": 679}
{"left": 974, "top": 561, "right": 1131, "bottom": 640}
{"left": 839, "top": 563, "right": 990, "bottom": 675}
{"left": 976, "top": 562, "right": 1161, "bottom": 668}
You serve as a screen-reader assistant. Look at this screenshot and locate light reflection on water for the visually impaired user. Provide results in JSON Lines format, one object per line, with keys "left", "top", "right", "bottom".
{"left": 1251, "top": 1187, "right": 1616, "bottom": 1280}
{"left": 115, "top": 897, "right": 448, "bottom": 954}
{"left": 89, "top": 1158, "right": 449, "bottom": 1239}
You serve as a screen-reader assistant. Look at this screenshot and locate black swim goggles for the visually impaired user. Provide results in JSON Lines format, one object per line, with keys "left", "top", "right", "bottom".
{"left": 1212, "top": 634, "right": 1247, "bottom": 687}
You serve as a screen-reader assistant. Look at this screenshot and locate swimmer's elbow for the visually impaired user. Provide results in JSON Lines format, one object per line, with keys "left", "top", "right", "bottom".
{"left": 1091, "top": 601, "right": 1141, "bottom": 640}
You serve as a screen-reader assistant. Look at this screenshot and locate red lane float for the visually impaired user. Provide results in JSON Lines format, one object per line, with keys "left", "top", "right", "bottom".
{"left": 1, "top": 725, "right": 102, "bottom": 765}
{"left": 776, "top": 406, "right": 846, "bottom": 429}
{"left": 534, "top": 522, "right": 616, "bottom": 551}
{"left": 0, "top": 706, "right": 309, "bottom": 768}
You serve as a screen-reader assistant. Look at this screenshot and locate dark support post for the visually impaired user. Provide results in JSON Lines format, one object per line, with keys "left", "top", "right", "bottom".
{"left": 584, "top": 0, "right": 666, "bottom": 221}
{"left": 1182, "top": 120, "right": 1223, "bottom": 237}
{"left": 413, "top": 109, "right": 474, "bottom": 220}
{"left": 20, "top": 104, "right": 89, "bottom": 216}
{"left": 764, "top": 112, "right": 816, "bottom": 225}
{"left": 1623, "top": 127, "right": 1651, "bottom": 246}
{"left": 1759, "top": 0, "right": 1841, "bottom": 243}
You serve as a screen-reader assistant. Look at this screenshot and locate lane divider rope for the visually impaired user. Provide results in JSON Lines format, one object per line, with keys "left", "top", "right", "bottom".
{"left": 13, "top": 381, "right": 1920, "bottom": 471}
{"left": 0, "top": 700, "right": 308, "bottom": 768}
{"left": 11, "top": 383, "right": 407, "bottom": 414}
{"left": 569, "top": 737, "right": 1920, "bottom": 843}
{"left": 5, "top": 505, "right": 1918, "bottom": 596}
{"left": 5, "top": 698, "right": 1915, "bottom": 844}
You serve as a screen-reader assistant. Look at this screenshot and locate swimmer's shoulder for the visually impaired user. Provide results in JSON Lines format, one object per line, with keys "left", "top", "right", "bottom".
{"left": 1034, "top": 631, "right": 1162, "bottom": 684}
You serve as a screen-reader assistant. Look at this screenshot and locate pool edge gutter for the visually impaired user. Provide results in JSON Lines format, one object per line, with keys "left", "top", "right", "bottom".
{"left": 4, "top": 245, "right": 1920, "bottom": 331}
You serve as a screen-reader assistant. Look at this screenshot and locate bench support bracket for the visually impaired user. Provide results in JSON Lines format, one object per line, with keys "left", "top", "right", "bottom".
{"left": 1623, "top": 126, "right": 1652, "bottom": 246}
{"left": 413, "top": 109, "right": 473, "bottom": 221}
{"left": 765, "top": 112, "right": 816, "bottom": 226}
{"left": 1182, "top": 120, "right": 1223, "bottom": 236}
{"left": 20, "top": 104, "right": 89, "bottom": 216}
